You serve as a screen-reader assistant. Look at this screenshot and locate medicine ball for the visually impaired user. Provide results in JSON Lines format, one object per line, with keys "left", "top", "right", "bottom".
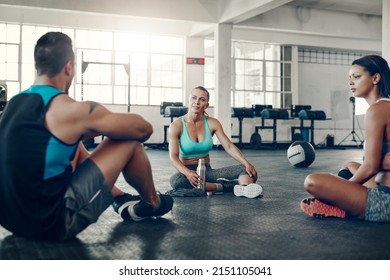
{"left": 250, "top": 132, "right": 262, "bottom": 149}
{"left": 287, "top": 141, "right": 315, "bottom": 168}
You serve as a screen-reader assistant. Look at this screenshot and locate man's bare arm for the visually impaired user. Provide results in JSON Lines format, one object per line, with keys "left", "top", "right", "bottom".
{"left": 80, "top": 101, "right": 153, "bottom": 142}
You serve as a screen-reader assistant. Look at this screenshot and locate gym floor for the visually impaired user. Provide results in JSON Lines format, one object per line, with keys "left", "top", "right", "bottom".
{"left": 1, "top": 147, "right": 390, "bottom": 260}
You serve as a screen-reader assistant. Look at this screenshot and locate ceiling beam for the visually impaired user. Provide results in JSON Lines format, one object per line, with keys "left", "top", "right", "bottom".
{"left": 218, "top": 0, "right": 294, "bottom": 24}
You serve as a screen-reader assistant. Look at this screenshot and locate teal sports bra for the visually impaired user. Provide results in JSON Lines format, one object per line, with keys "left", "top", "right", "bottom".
{"left": 179, "top": 116, "right": 213, "bottom": 158}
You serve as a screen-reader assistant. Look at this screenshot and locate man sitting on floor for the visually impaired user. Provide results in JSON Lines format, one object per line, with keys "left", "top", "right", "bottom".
{"left": 0, "top": 32, "right": 173, "bottom": 241}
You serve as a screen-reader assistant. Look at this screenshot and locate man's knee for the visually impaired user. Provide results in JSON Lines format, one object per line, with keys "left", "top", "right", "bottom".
{"left": 128, "top": 141, "right": 145, "bottom": 154}
{"left": 111, "top": 139, "right": 144, "bottom": 158}
{"left": 90, "top": 139, "right": 146, "bottom": 175}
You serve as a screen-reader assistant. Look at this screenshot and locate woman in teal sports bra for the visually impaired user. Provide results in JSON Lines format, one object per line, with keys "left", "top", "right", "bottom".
{"left": 168, "top": 86, "right": 263, "bottom": 198}
{"left": 300, "top": 55, "right": 390, "bottom": 222}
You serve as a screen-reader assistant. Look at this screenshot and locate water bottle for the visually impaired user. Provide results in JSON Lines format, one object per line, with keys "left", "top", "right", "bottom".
{"left": 196, "top": 158, "right": 206, "bottom": 192}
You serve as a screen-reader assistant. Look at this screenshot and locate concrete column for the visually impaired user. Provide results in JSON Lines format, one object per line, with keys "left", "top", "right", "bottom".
{"left": 185, "top": 37, "right": 204, "bottom": 106}
{"left": 214, "top": 23, "right": 232, "bottom": 141}
{"left": 383, "top": 0, "right": 390, "bottom": 61}
{"left": 291, "top": 45, "right": 299, "bottom": 105}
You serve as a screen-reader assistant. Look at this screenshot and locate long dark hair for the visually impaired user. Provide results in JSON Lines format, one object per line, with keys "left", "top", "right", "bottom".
{"left": 34, "top": 32, "right": 74, "bottom": 77}
{"left": 352, "top": 55, "right": 390, "bottom": 98}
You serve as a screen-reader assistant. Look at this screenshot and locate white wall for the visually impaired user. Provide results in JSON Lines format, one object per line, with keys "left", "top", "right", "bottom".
{"left": 185, "top": 37, "right": 205, "bottom": 105}
{"left": 297, "top": 62, "right": 366, "bottom": 145}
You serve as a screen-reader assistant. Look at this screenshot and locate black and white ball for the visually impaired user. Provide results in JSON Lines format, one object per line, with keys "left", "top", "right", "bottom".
{"left": 287, "top": 141, "right": 316, "bottom": 168}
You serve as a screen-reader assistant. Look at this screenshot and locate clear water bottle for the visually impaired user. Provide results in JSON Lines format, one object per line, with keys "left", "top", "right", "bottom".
{"left": 196, "top": 158, "right": 206, "bottom": 192}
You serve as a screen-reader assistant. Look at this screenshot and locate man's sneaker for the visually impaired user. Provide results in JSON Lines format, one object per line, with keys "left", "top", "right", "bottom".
{"left": 300, "top": 197, "right": 346, "bottom": 218}
{"left": 127, "top": 193, "right": 174, "bottom": 221}
{"left": 216, "top": 178, "right": 239, "bottom": 192}
{"left": 112, "top": 193, "right": 141, "bottom": 218}
{"left": 233, "top": 183, "right": 263, "bottom": 198}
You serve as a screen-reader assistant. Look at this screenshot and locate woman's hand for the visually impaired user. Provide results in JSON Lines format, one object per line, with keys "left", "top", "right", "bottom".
{"left": 186, "top": 170, "right": 202, "bottom": 188}
{"left": 245, "top": 163, "right": 258, "bottom": 182}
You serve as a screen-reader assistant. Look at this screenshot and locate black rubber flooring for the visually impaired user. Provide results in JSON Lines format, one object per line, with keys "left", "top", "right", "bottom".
{"left": 1, "top": 147, "right": 390, "bottom": 260}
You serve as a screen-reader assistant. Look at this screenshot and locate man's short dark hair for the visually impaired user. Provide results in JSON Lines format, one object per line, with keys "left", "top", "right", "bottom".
{"left": 34, "top": 32, "right": 74, "bottom": 77}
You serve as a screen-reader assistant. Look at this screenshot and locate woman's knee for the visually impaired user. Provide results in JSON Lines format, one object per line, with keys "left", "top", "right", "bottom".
{"left": 303, "top": 173, "right": 320, "bottom": 193}
{"left": 169, "top": 174, "right": 180, "bottom": 189}
{"left": 304, "top": 173, "right": 335, "bottom": 196}
{"left": 341, "top": 161, "right": 360, "bottom": 171}
{"left": 170, "top": 173, "right": 190, "bottom": 190}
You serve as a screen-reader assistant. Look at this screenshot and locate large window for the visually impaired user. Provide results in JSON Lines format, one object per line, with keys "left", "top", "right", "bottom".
{"left": 205, "top": 40, "right": 293, "bottom": 109}
{"left": 1, "top": 22, "right": 184, "bottom": 105}
{"left": 298, "top": 48, "right": 369, "bottom": 65}
{"left": 76, "top": 31, "right": 184, "bottom": 106}
{"left": 0, "top": 23, "right": 20, "bottom": 99}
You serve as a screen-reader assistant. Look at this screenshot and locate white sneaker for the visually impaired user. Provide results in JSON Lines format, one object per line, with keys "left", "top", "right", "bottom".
{"left": 233, "top": 183, "right": 263, "bottom": 198}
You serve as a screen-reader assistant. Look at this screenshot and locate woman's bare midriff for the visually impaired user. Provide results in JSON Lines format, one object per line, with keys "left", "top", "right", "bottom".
{"left": 180, "top": 155, "right": 210, "bottom": 166}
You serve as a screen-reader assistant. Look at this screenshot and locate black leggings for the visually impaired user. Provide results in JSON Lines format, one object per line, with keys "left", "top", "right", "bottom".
{"left": 170, "top": 163, "right": 247, "bottom": 190}
{"left": 338, "top": 169, "right": 353, "bottom": 180}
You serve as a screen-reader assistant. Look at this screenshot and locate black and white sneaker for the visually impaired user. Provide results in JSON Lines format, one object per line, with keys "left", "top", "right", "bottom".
{"left": 112, "top": 193, "right": 141, "bottom": 220}
{"left": 127, "top": 193, "right": 174, "bottom": 221}
{"left": 216, "top": 178, "right": 239, "bottom": 192}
